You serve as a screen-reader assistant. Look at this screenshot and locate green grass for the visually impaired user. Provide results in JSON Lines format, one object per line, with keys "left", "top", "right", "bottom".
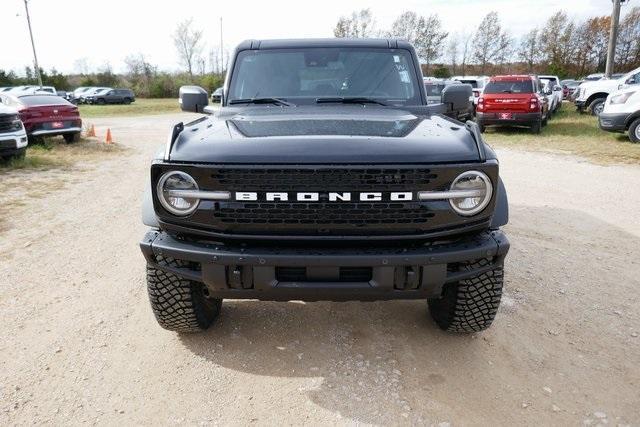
{"left": 78, "top": 98, "right": 181, "bottom": 118}
{"left": 484, "top": 104, "right": 640, "bottom": 164}
{"left": 0, "top": 136, "right": 125, "bottom": 172}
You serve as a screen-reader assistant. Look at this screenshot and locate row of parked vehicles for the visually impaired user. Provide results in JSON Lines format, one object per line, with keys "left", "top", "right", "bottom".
{"left": 424, "top": 66, "right": 640, "bottom": 142}
{"left": 0, "top": 86, "right": 135, "bottom": 105}
{"left": 0, "top": 89, "right": 83, "bottom": 161}
{"left": 425, "top": 74, "right": 564, "bottom": 134}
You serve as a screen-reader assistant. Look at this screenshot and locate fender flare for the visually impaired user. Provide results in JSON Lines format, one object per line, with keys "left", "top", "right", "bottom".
{"left": 490, "top": 177, "right": 509, "bottom": 229}
{"left": 142, "top": 179, "right": 159, "bottom": 228}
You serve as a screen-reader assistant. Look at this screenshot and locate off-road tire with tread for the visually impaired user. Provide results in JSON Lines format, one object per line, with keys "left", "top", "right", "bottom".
{"left": 147, "top": 256, "right": 222, "bottom": 333}
{"left": 629, "top": 118, "right": 640, "bottom": 143}
{"left": 428, "top": 258, "right": 504, "bottom": 333}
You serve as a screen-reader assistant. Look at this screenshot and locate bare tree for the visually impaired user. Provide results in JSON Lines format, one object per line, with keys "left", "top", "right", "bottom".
{"left": 460, "top": 32, "right": 472, "bottom": 76}
{"left": 519, "top": 29, "right": 540, "bottom": 72}
{"left": 616, "top": 6, "right": 640, "bottom": 69}
{"left": 173, "top": 18, "right": 203, "bottom": 78}
{"left": 472, "top": 12, "right": 511, "bottom": 74}
{"left": 446, "top": 34, "right": 459, "bottom": 75}
{"left": 388, "top": 11, "right": 448, "bottom": 73}
{"left": 333, "top": 9, "right": 376, "bottom": 38}
{"left": 538, "top": 11, "right": 577, "bottom": 74}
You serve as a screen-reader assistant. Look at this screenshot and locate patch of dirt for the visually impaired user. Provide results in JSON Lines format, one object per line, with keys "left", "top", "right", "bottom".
{"left": 0, "top": 114, "right": 638, "bottom": 425}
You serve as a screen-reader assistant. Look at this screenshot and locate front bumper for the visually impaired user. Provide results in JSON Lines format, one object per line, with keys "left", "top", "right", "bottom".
{"left": 0, "top": 129, "right": 28, "bottom": 155}
{"left": 598, "top": 112, "right": 631, "bottom": 132}
{"left": 476, "top": 112, "right": 540, "bottom": 126}
{"left": 140, "top": 229, "right": 510, "bottom": 301}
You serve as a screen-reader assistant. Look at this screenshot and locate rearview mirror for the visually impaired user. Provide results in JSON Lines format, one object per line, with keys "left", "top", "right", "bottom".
{"left": 441, "top": 83, "right": 473, "bottom": 114}
{"left": 179, "top": 85, "right": 209, "bottom": 113}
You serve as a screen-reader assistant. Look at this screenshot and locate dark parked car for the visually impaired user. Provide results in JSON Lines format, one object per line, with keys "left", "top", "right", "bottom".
{"left": 85, "top": 88, "right": 135, "bottom": 105}
{"left": 211, "top": 87, "right": 223, "bottom": 103}
{"left": 0, "top": 93, "right": 82, "bottom": 143}
{"left": 140, "top": 38, "right": 510, "bottom": 335}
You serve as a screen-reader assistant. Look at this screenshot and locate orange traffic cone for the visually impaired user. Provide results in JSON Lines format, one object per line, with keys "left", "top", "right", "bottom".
{"left": 105, "top": 128, "right": 113, "bottom": 144}
{"left": 87, "top": 124, "right": 96, "bottom": 137}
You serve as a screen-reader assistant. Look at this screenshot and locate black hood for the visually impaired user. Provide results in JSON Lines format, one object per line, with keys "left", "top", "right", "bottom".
{"left": 169, "top": 105, "right": 482, "bottom": 164}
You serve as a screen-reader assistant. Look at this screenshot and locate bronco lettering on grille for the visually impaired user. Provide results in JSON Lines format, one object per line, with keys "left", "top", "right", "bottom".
{"left": 234, "top": 192, "right": 414, "bottom": 202}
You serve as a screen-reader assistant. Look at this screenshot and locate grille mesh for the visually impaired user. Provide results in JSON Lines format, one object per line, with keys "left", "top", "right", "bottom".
{"left": 214, "top": 202, "right": 435, "bottom": 226}
{"left": 211, "top": 168, "right": 438, "bottom": 191}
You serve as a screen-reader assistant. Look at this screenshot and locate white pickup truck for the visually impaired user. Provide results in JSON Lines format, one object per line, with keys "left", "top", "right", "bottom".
{"left": 574, "top": 67, "right": 640, "bottom": 115}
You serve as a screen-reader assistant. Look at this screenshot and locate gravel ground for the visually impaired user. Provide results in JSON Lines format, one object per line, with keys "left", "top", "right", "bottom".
{"left": 1, "top": 113, "right": 639, "bottom": 425}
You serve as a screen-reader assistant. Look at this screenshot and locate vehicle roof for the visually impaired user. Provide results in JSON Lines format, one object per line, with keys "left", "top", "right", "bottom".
{"left": 236, "top": 38, "right": 414, "bottom": 50}
{"left": 491, "top": 75, "right": 536, "bottom": 82}
{"left": 451, "top": 76, "right": 489, "bottom": 81}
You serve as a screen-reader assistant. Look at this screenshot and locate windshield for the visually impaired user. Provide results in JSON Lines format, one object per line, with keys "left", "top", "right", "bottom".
{"left": 484, "top": 80, "right": 534, "bottom": 94}
{"left": 227, "top": 48, "right": 421, "bottom": 105}
{"left": 19, "top": 95, "right": 70, "bottom": 106}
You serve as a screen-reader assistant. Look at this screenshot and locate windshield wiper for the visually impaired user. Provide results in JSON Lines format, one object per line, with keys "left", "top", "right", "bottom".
{"left": 316, "top": 97, "right": 387, "bottom": 106}
{"left": 228, "top": 97, "right": 294, "bottom": 106}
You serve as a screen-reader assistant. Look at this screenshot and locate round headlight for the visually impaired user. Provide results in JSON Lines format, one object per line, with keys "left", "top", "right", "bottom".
{"left": 157, "top": 171, "right": 199, "bottom": 216}
{"left": 449, "top": 171, "right": 493, "bottom": 216}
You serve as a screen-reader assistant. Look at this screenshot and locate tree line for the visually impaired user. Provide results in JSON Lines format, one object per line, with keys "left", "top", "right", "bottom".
{"left": 2, "top": 9, "right": 638, "bottom": 97}
{"left": 334, "top": 7, "right": 640, "bottom": 78}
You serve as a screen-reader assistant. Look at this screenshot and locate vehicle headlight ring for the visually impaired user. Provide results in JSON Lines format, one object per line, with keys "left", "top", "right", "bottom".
{"left": 157, "top": 171, "right": 200, "bottom": 216}
{"left": 449, "top": 170, "right": 493, "bottom": 216}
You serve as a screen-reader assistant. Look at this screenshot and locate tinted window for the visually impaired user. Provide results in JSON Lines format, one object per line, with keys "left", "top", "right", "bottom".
{"left": 19, "top": 95, "right": 70, "bottom": 106}
{"left": 484, "top": 81, "right": 534, "bottom": 94}
{"left": 228, "top": 48, "right": 421, "bottom": 105}
{"left": 425, "top": 83, "right": 446, "bottom": 96}
{"left": 456, "top": 79, "right": 478, "bottom": 88}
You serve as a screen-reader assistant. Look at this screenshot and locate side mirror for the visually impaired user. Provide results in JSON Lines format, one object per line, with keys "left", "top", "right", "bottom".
{"left": 179, "top": 85, "right": 209, "bottom": 113}
{"left": 553, "top": 85, "right": 562, "bottom": 91}
{"left": 545, "top": 89, "right": 552, "bottom": 95}
{"left": 441, "top": 83, "right": 473, "bottom": 114}
{"left": 627, "top": 77, "right": 636, "bottom": 85}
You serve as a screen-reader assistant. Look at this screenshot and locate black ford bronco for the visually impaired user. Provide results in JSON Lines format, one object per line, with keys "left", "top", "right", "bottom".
{"left": 140, "top": 39, "right": 510, "bottom": 333}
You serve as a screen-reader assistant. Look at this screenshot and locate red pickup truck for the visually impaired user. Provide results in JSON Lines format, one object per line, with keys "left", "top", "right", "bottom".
{"left": 475, "top": 75, "right": 549, "bottom": 134}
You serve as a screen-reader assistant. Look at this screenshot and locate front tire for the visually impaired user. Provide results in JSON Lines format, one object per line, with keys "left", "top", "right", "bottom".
{"left": 0, "top": 148, "right": 26, "bottom": 163}
{"left": 147, "top": 256, "right": 222, "bottom": 333}
{"left": 428, "top": 259, "right": 504, "bottom": 333}
{"left": 531, "top": 120, "right": 542, "bottom": 134}
{"left": 629, "top": 118, "right": 640, "bottom": 143}
{"left": 589, "top": 98, "right": 605, "bottom": 116}
{"left": 63, "top": 132, "right": 80, "bottom": 143}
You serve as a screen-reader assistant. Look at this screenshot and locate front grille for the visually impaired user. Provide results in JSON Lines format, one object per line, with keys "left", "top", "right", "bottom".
{"left": 0, "top": 115, "right": 19, "bottom": 134}
{"left": 154, "top": 164, "right": 498, "bottom": 238}
{"left": 211, "top": 168, "right": 438, "bottom": 191}
{"left": 214, "top": 202, "right": 435, "bottom": 226}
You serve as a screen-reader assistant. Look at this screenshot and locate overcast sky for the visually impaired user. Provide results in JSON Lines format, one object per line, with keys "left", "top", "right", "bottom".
{"left": 0, "top": 0, "right": 634, "bottom": 75}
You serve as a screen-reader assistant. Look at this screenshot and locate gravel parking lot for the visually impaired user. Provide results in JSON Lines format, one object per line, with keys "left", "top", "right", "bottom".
{"left": 1, "top": 113, "right": 639, "bottom": 425}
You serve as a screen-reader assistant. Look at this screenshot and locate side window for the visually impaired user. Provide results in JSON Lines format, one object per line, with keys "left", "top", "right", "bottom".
{"left": 630, "top": 73, "right": 640, "bottom": 85}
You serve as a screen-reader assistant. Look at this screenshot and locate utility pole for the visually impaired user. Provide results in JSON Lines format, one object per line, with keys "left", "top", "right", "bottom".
{"left": 23, "top": 0, "right": 43, "bottom": 87}
{"left": 219, "top": 17, "right": 224, "bottom": 74}
{"left": 605, "top": 0, "right": 625, "bottom": 78}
